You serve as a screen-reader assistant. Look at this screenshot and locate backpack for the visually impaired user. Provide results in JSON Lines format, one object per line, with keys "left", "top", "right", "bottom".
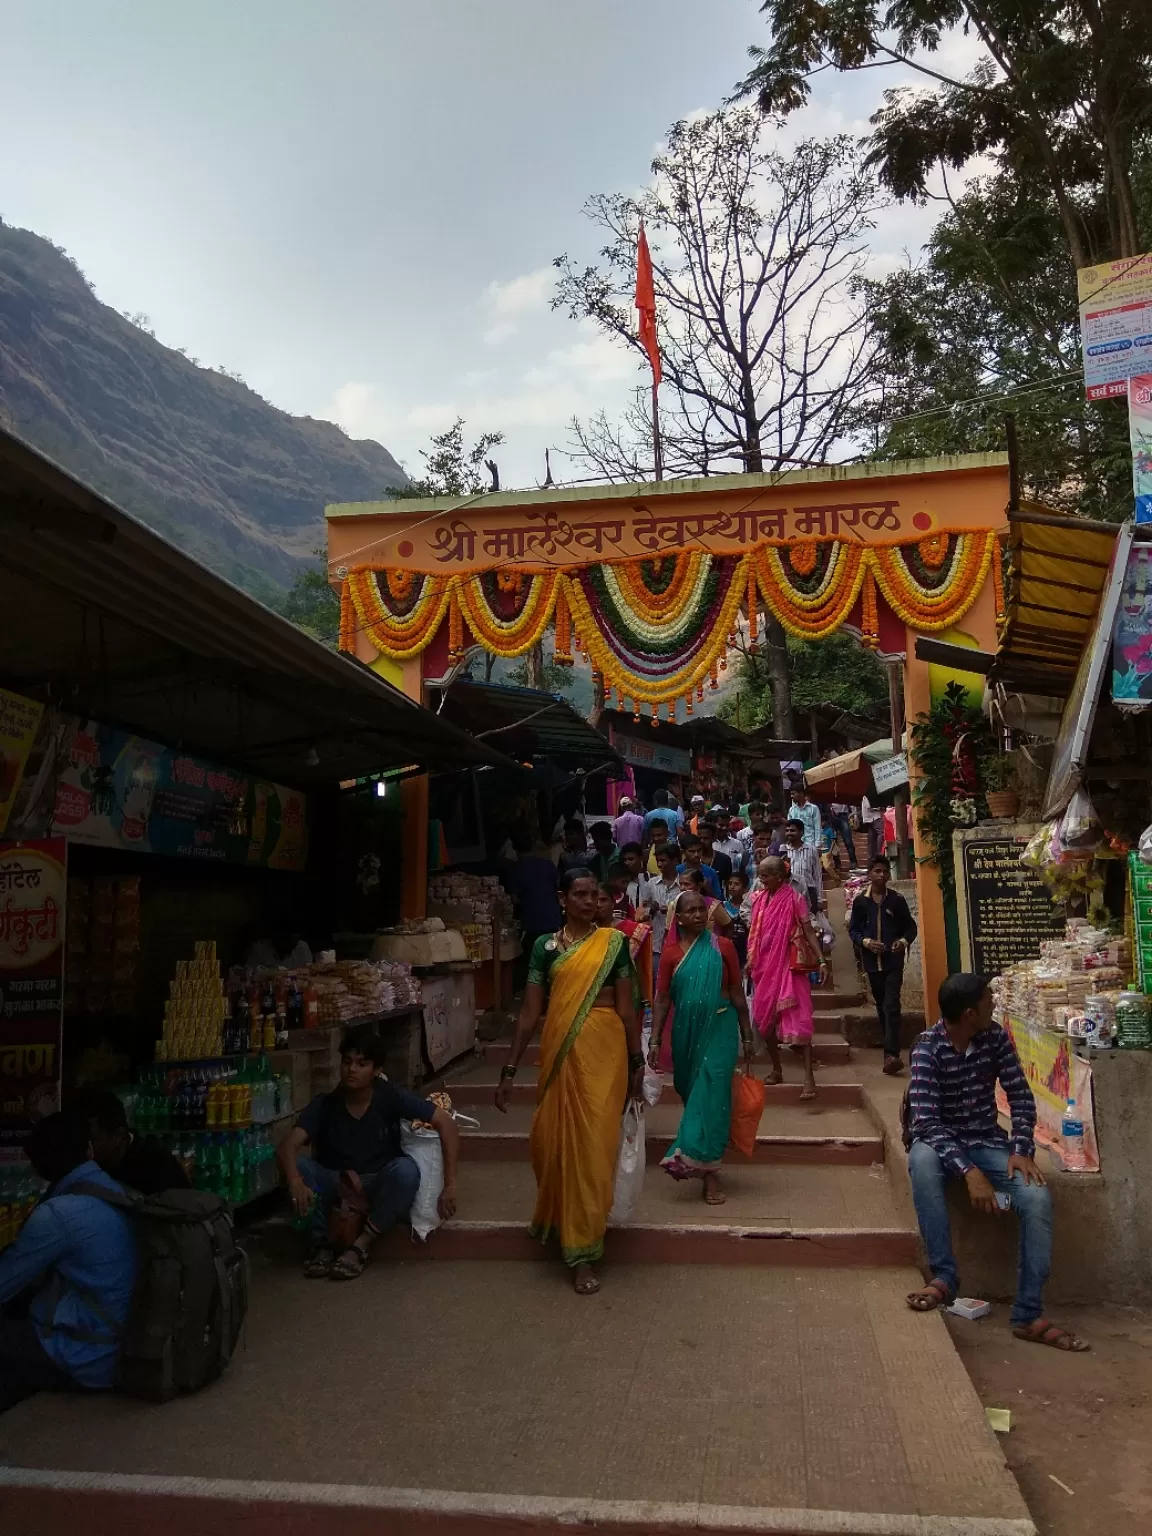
{"left": 64, "top": 1183, "right": 248, "bottom": 1401}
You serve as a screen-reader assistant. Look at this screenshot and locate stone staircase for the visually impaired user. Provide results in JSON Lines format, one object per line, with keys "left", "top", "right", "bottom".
{"left": 0, "top": 972, "right": 1037, "bottom": 1536}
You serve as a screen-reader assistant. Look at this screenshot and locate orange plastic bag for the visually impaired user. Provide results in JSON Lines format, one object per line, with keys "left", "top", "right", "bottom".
{"left": 729, "top": 1069, "right": 765, "bottom": 1159}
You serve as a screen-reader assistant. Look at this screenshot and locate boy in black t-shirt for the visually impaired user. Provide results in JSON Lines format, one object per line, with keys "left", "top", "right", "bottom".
{"left": 277, "top": 1025, "right": 460, "bottom": 1281}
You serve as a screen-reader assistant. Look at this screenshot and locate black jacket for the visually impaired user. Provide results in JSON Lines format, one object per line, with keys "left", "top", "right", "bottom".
{"left": 848, "top": 889, "right": 917, "bottom": 973}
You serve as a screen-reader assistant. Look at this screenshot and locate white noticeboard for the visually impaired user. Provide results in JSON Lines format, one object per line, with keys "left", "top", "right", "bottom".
{"left": 871, "top": 753, "right": 909, "bottom": 793}
{"left": 1078, "top": 253, "right": 1152, "bottom": 400}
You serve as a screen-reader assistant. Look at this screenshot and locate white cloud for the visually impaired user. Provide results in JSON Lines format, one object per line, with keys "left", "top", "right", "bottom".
{"left": 481, "top": 265, "right": 555, "bottom": 344}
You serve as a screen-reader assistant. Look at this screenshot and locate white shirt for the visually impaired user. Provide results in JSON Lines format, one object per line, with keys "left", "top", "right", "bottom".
{"left": 713, "top": 835, "right": 744, "bottom": 868}
{"left": 642, "top": 874, "right": 677, "bottom": 952}
{"left": 784, "top": 842, "right": 824, "bottom": 907}
{"left": 246, "top": 938, "right": 313, "bottom": 970}
{"left": 861, "top": 795, "right": 882, "bottom": 825}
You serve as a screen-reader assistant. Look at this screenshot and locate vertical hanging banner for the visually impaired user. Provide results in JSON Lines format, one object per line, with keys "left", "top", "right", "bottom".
{"left": 0, "top": 688, "right": 45, "bottom": 836}
{"left": 0, "top": 838, "right": 67, "bottom": 1147}
{"left": 1077, "top": 253, "right": 1152, "bottom": 400}
{"left": 1131, "top": 372, "right": 1152, "bottom": 524}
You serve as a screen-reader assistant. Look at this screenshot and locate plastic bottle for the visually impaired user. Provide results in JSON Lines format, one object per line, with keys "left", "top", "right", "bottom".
{"left": 303, "top": 980, "right": 320, "bottom": 1030}
{"left": 285, "top": 975, "right": 304, "bottom": 1033}
{"left": 1061, "top": 1097, "right": 1088, "bottom": 1171}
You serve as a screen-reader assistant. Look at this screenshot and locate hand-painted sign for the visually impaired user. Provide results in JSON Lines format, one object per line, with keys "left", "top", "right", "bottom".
{"left": 0, "top": 689, "right": 44, "bottom": 836}
{"left": 0, "top": 839, "right": 66, "bottom": 1147}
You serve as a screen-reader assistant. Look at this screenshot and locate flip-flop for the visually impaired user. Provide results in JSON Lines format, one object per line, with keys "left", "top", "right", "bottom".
{"left": 1013, "top": 1318, "right": 1090, "bottom": 1351}
{"left": 572, "top": 1266, "right": 600, "bottom": 1296}
{"left": 330, "top": 1245, "right": 369, "bottom": 1281}
{"left": 906, "top": 1278, "right": 952, "bottom": 1312}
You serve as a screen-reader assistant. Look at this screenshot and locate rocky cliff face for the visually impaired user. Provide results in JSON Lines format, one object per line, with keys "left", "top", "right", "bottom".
{"left": 0, "top": 223, "right": 407, "bottom": 596}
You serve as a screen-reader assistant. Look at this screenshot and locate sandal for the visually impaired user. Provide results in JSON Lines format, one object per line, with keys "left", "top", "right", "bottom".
{"left": 906, "top": 1278, "right": 952, "bottom": 1312}
{"left": 765, "top": 1067, "right": 784, "bottom": 1086}
{"left": 572, "top": 1264, "right": 600, "bottom": 1296}
{"left": 330, "top": 1245, "right": 369, "bottom": 1282}
{"left": 703, "top": 1177, "right": 726, "bottom": 1206}
{"left": 303, "top": 1246, "right": 336, "bottom": 1279}
{"left": 1013, "top": 1318, "right": 1090, "bottom": 1352}
{"left": 799, "top": 1084, "right": 817, "bottom": 1102}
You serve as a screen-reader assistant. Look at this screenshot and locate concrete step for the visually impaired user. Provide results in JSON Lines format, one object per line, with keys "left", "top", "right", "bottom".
{"left": 0, "top": 1262, "right": 1036, "bottom": 1536}
{"left": 457, "top": 1101, "right": 883, "bottom": 1166}
{"left": 381, "top": 1160, "right": 916, "bottom": 1267}
{"left": 441, "top": 1066, "right": 865, "bottom": 1111}
{"left": 475, "top": 1034, "right": 851, "bottom": 1069}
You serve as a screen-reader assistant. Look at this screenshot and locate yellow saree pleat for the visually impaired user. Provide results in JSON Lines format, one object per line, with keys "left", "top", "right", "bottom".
{"left": 528, "top": 927, "right": 628, "bottom": 1266}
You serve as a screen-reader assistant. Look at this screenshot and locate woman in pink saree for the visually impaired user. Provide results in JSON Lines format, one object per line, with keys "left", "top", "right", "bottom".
{"left": 747, "top": 855, "right": 827, "bottom": 1100}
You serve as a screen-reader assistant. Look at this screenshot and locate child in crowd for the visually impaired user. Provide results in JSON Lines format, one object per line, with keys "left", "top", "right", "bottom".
{"left": 723, "top": 870, "right": 752, "bottom": 969}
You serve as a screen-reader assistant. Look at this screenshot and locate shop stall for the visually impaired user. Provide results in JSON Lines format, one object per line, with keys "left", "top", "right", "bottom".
{"left": 0, "top": 427, "right": 508, "bottom": 1232}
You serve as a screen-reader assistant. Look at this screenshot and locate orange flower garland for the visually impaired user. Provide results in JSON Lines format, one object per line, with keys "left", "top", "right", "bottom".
{"left": 343, "top": 529, "right": 1002, "bottom": 700}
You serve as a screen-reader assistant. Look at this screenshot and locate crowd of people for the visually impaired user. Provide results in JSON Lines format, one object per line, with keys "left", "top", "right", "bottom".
{"left": 0, "top": 781, "right": 1087, "bottom": 1415}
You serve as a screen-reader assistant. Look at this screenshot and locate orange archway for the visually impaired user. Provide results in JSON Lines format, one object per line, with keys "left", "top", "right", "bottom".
{"left": 326, "top": 452, "right": 1010, "bottom": 1008}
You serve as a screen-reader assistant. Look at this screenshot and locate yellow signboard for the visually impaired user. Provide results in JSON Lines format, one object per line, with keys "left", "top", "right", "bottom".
{"left": 0, "top": 688, "right": 44, "bottom": 835}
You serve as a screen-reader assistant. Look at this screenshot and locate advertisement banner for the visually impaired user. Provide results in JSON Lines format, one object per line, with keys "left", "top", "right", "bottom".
{"left": 998, "top": 1015, "right": 1099, "bottom": 1172}
{"left": 1130, "top": 371, "right": 1152, "bottom": 524}
{"left": 1111, "top": 542, "right": 1152, "bottom": 707}
{"left": 0, "top": 838, "right": 66, "bottom": 1147}
{"left": 0, "top": 688, "right": 45, "bottom": 836}
{"left": 1077, "top": 252, "right": 1152, "bottom": 400}
{"left": 609, "top": 729, "right": 692, "bottom": 777}
{"left": 8, "top": 715, "right": 308, "bottom": 871}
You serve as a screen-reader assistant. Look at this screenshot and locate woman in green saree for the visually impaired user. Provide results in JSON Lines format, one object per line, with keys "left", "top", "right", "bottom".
{"left": 647, "top": 890, "right": 755, "bottom": 1206}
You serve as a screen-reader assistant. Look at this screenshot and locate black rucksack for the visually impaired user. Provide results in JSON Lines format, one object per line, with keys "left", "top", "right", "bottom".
{"left": 61, "top": 1183, "right": 248, "bottom": 1401}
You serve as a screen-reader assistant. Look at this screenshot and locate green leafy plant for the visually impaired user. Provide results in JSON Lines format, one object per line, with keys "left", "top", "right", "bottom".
{"left": 981, "top": 754, "right": 1017, "bottom": 793}
{"left": 909, "top": 682, "right": 994, "bottom": 902}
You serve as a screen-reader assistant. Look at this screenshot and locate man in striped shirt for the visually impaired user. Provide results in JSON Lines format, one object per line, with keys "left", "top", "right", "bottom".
{"left": 905, "top": 972, "right": 1088, "bottom": 1351}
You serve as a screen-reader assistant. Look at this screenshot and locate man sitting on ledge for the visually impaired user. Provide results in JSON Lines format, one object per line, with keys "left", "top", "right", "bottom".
{"left": 277, "top": 1024, "right": 459, "bottom": 1281}
{"left": 905, "top": 972, "right": 1089, "bottom": 1351}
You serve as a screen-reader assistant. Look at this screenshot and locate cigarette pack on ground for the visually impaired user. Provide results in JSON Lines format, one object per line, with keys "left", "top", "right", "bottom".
{"left": 947, "top": 1297, "right": 992, "bottom": 1321}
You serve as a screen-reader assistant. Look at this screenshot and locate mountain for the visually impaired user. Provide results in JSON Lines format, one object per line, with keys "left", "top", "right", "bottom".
{"left": 0, "top": 222, "right": 407, "bottom": 599}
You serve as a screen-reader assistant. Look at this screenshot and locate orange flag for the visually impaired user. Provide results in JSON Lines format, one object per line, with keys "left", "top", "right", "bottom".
{"left": 635, "top": 222, "right": 661, "bottom": 386}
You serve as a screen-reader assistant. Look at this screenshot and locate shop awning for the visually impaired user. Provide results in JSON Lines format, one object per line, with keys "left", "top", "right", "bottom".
{"left": 995, "top": 509, "right": 1122, "bottom": 692}
{"left": 432, "top": 680, "right": 623, "bottom": 771}
{"left": 803, "top": 737, "right": 905, "bottom": 802}
{"left": 0, "top": 428, "right": 513, "bottom": 786}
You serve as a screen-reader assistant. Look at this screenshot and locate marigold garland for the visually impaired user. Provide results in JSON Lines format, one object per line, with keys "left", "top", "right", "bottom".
{"left": 344, "top": 529, "right": 1001, "bottom": 703}
{"left": 992, "top": 537, "right": 1005, "bottom": 622}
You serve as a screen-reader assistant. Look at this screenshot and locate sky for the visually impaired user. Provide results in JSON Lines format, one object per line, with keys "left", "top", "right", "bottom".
{"left": 0, "top": 1, "right": 983, "bottom": 490}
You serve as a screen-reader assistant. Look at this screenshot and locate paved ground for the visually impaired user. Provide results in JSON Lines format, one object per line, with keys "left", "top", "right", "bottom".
{"left": 0, "top": 1255, "right": 1029, "bottom": 1526}
{"left": 944, "top": 1302, "right": 1152, "bottom": 1536}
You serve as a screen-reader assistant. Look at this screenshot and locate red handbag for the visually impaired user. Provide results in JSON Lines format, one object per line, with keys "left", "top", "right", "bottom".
{"left": 789, "top": 919, "right": 818, "bottom": 973}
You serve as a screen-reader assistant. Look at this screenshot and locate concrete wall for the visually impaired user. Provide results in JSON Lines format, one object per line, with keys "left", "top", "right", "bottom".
{"left": 870, "top": 1046, "right": 1152, "bottom": 1306}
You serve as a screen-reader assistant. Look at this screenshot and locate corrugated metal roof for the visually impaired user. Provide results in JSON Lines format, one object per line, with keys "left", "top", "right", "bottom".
{"left": 0, "top": 428, "right": 512, "bottom": 783}
{"left": 434, "top": 681, "right": 623, "bottom": 770}
{"left": 996, "top": 509, "right": 1121, "bottom": 691}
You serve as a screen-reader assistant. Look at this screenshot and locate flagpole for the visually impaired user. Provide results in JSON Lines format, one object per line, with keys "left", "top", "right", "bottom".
{"left": 651, "top": 378, "right": 663, "bottom": 482}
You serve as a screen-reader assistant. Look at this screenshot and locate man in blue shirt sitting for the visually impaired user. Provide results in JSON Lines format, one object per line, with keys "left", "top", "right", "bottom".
{"left": 0, "top": 1111, "right": 136, "bottom": 1413}
{"left": 905, "top": 973, "right": 1088, "bottom": 1352}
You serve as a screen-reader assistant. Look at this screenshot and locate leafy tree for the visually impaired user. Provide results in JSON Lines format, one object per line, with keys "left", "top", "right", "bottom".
{"left": 396, "top": 417, "right": 505, "bottom": 498}
{"left": 553, "top": 109, "right": 885, "bottom": 734}
{"left": 718, "top": 634, "right": 889, "bottom": 731}
{"left": 737, "top": 0, "right": 1152, "bottom": 267}
{"left": 278, "top": 547, "right": 340, "bottom": 647}
{"left": 853, "top": 163, "right": 1139, "bottom": 519}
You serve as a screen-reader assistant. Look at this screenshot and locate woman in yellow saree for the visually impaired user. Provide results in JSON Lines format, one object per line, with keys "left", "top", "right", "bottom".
{"left": 496, "top": 868, "right": 642, "bottom": 1294}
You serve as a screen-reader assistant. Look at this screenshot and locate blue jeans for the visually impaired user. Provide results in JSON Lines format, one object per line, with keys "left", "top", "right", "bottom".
{"left": 907, "top": 1140, "right": 1053, "bottom": 1327}
{"left": 298, "top": 1154, "right": 420, "bottom": 1248}
{"left": 829, "top": 812, "right": 855, "bottom": 866}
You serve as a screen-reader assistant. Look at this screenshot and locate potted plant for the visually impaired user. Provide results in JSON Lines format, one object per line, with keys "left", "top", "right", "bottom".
{"left": 982, "top": 754, "right": 1019, "bottom": 819}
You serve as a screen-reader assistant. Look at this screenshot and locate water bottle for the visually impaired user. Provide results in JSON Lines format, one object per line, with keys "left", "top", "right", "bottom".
{"left": 1060, "top": 1097, "right": 1088, "bottom": 1171}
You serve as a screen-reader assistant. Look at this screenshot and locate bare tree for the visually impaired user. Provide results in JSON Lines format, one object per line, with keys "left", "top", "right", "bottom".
{"left": 553, "top": 108, "right": 885, "bottom": 734}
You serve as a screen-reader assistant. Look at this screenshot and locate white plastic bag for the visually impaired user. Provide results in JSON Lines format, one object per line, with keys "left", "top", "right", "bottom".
{"left": 608, "top": 1100, "right": 645, "bottom": 1224}
{"left": 812, "top": 911, "right": 837, "bottom": 953}
{"left": 400, "top": 1113, "right": 478, "bottom": 1241}
{"left": 642, "top": 1064, "right": 663, "bottom": 1108}
{"left": 1139, "top": 822, "right": 1152, "bottom": 866}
